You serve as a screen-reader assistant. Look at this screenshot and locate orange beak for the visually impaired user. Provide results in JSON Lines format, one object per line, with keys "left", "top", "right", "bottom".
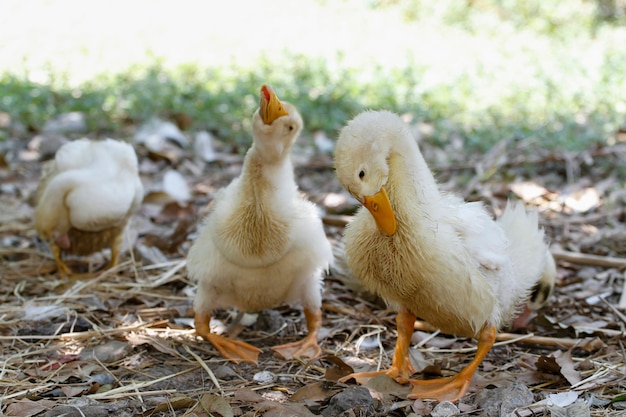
{"left": 259, "top": 84, "right": 289, "bottom": 125}
{"left": 362, "top": 186, "right": 397, "bottom": 236}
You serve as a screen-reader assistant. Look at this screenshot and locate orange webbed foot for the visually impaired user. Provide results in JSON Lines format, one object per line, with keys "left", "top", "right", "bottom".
{"left": 408, "top": 374, "right": 472, "bottom": 402}
{"left": 195, "top": 311, "right": 262, "bottom": 364}
{"left": 272, "top": 333, "right": 322, "bottom": 360}
{"left": 203, "top": 332, "right": 262, "bottom": 364}
{"left": 340, "top": 309, "right": 417, "bottom": 385}
{"left": 339, "top": 362, "right": 414, "bottom": 386}
{"left": 273, "top": 306, "right": 323, "bottom": 360}
{"left": 408, "top": 324, "right": 498, "bottom": 402}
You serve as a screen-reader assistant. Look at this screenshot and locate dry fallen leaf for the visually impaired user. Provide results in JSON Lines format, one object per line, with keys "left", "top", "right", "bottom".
{"left": 155, "top": 201, "right": 196, "bottom": 223}
{"left": 233, "top": 388, "right": 316, "bottom": 417}
{"left": 536, "top": 354, "right": 562, "bottom": 375}
{"left": 254, "top": 400, "right": 317, "bottom": 417}
{"left": 546, "top": 391, "right": 579, "bottom": 407}
{"left": 420, "top": 364, "right": 444, "bottom": 378}
{"left": 126, "top": 331, "right": 180, "bottom": 356}
{"left": 60, "top": 384, "right": 92, "bottom": 397}
{"left": 234, "top": 388, "right": 264, "bottom": 403}
{"left": 363, "top": 374, "right": 412, "bottom": 402}
{"left": 4, "top": 398, "right": 56, "bottom": 417}
{"left": 510, "top": 181, "right": 549, "bottom": 202}
{"left": 553, "top": 350, "right": 582, "bottom": 386}
{"left": 563, "top": 187, "right": 601, "bottom": 213}
{"left": 580, "top": 337, "right": 606, "bottom": 353}
{"left": 320, "top": 355, "right": 354, "bottom": 381}
{"left": 183, "top": 393, "right": 234, "bottom": 417}
{"left": 290, "top": 381, "right": 341, "bottom": 402}
{"left": 536, "top": 350, "right": 582, "bottom": 386}
{"left": 140, "top": 396, "right": 196, "bottom": 417}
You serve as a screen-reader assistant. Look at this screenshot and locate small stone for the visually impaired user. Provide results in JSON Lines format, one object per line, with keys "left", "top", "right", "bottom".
{"left": 500, "top": 383, "right": 534, "bottom": 416}
{"left": 256, "top": 309, "right": 286, "bottom": 334}
{"left": 321, "top": 386, "right": 374, "bottom": 417}
{"left": 431, "top": 401, "right": 459, "bottom": 417}
{"left": 89, "top": 373, "right": 116, "bottom": 385}
{"left": 42, "top": 112, "right": 88, "bottom": 134}
{"left": 214, "top": 365, "right": 240, "bottom": 380}
{"left": 262, "top": 390, "right": 288, "bottom": 402}
{"left": 0, "top": 183, "right": 17, "bottom": 194}
{"left": 253, "top": 370, "right": 276, "bottom": 384}
{"left": 476, "top": 382, "right": 534, "bottom": 417}
{"left": 80, "top": 341, "right": 133, "bottom": 363}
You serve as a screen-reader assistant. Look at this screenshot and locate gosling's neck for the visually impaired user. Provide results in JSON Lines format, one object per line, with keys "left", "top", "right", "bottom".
{"left": 386, "top": 131, "right": 441, "bottom": 207}
{"left": 35, "top": 172, "right": 79, "bottom": 236}
{"left": 240, "top": 145, "right": 297, "bottom": 202}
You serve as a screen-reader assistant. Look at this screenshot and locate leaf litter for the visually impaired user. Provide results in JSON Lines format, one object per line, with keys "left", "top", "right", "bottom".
{"left": 0, "top": 125, "right": 625, "bottom": 416}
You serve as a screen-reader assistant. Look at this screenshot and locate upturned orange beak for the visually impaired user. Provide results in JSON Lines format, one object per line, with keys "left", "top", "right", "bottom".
{"left": 259, "top": 84, "right": 289, "bottom": 125}
{"left": 362, "top": 187, "right": 397, "bottom": 236}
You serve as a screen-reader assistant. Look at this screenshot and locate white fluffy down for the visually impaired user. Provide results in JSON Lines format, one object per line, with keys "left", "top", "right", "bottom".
{"left": 35, "top": 138, "right": 144, "bottom": 236}
{"left": 187, "top": 103, "right": 333, "bottom": 319}
{"left": 335, "top": 110, "right": 552, "bottom": 337}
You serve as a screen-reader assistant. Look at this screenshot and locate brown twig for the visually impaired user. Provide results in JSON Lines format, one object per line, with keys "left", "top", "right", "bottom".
{"left": 322, "top": 214, "right": 352, "bottom": 228}
{"left": 413, "top": 321, "right": 590, "bottom": 350}
{"left": 551, "top": 249, "right": 626, "bottom": 269}
{"left": 496, "top": 332, "right": 580, "bottom": 349}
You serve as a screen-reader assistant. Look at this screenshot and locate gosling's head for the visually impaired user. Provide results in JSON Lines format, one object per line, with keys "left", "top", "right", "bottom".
{"left": 334, "top": 110, "right": 406, "bottom": 236}
{"left": 251, "top": 85, "right": 303, "bottom": 163}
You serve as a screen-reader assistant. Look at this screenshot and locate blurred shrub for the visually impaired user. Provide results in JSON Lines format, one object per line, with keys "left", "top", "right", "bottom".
{"left": 370, "top": 0, "right": 625, "bottom": 34}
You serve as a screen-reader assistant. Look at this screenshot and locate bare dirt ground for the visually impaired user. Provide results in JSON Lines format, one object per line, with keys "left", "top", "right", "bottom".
{"left": 1, "top": 128, "right": 625, "bottom": 416}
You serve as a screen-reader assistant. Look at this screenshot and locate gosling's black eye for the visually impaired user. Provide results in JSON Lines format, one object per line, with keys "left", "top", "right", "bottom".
{"left": 288, "top": 125, "right": 294, "bottom": 131}
{"left": 359, "top": 170, "right": 365, "bottom": 179}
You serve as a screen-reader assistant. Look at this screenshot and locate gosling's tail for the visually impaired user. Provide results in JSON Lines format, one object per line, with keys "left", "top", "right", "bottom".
{"left": 497, "top": 200, "right": 552, "bottom": 319}
{"left": 528, "top": 249, "right": 556, "bottom": 310}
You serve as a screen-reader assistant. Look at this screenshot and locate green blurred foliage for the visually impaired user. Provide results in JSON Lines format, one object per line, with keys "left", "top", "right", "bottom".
{"left": 1, "top": 52, "right": 624, "bottom": 152}
{"left": 371, "top": 0, "right": 626, "bottom": 35}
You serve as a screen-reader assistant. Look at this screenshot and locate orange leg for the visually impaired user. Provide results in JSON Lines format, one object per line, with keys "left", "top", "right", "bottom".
{"left": 194, "top": 311, "right": 262, "bottom": 364}
{"left": 408, "top": 324, "right": 497, "bottom": 402}
{"left": 50, "top": 243, "right": 71, "bottom": 276}
{"left": 273, "top": 307, "right": 323, "bottom": 360}
{"left": 339, "top": 309, "right": 417, "bottom": 385}
{"left": 108, "top": 232, "right": 123, "bottom": 269}
{"left": 50, "top": 243, "right": 98, "bottom": 280}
